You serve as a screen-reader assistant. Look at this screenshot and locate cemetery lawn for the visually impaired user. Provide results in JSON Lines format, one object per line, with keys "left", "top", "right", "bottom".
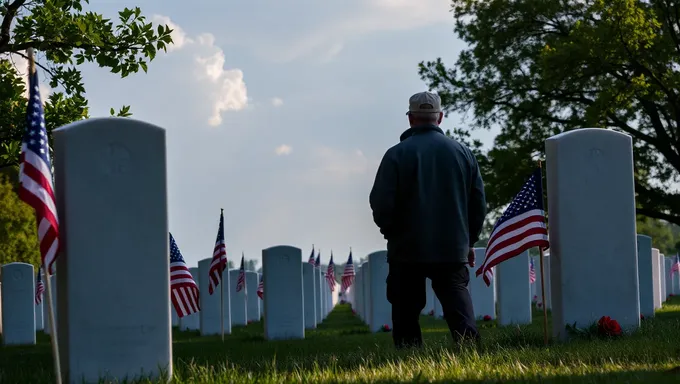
{"left": 3, "top": 301, "right": 680, "bottom": 383}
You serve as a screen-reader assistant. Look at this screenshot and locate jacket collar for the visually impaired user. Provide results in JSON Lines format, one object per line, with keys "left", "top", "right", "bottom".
{"left": 399, "top": 124, "right": 444, "bottom": 142}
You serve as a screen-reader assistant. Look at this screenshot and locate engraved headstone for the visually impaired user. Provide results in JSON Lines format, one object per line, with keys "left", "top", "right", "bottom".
{"left": 496, "top": 251, "right": 532, "bottom": 325}
{"left": 664, "top": 256, "right": 671, "bottom": 300}
{"left": 362, "top": 262, "right": 372, "bottom": 326}
{"left": 314, "top": 266, "right": 322, "bottom": 323}
{"left": 246, "top": 271, "right": 260, "bottom": 323}
{"left": 262, "top": 246, "right": 304, "bottom": 339}
{"left": 469, "top": 248, "right": 496, "bottom": 319}
{"left": 197, "top": 258, "right": 231, "bottom": 336}
{"left": 53, "top": 117, "right": 171, "bottom": 382}
{"left": 321, "top": 272, "right": 328, "bottom": 319}
{"left": 636, "top": 235, "right": 654, "bottom": 317}
{"left": 1, "top": 263, "right": 36, "bottom": 345}
{"left": 546, "top": 128, "right": 640, "bottom": 339}
{"left": 652, "top": 248, "right": 662, "bottom": 309}
{"left": 179, "top": 268, "right": 200, "bottom": 331}
{"left": 229, "top": 269, "right": 247, "bottom": 326}
{"left": 368, "top": 251, "right": 391, "bottom": 332}
{"left": 302, "top": 263, "right": 317, "bottom": 329}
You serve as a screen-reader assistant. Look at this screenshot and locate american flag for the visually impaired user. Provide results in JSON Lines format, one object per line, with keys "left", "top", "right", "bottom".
{"left": 235, "top": 254, "right": 246, "bottom": 292}
{"left": 315, "top": 251, "right": 320, "bottom": 268}
{"left": 308, "top": 245, "right": 315, "bottom": 264}
{"left": 35, "top": 267, "right": 45, "bottom": 305}
{"left": 326, "top": 252, "right": 336, "bottom": 291}
{"left": 341, "top": 250, "right": 356, "bottom": 292}
{"left": 475, "top": 168, "right": 550, "bottom": 286}
{"left": 19, "top": 67, "right": 59, "bottom": 275}
{"left": 256, "top": 274, "right": 264, "bottom": 300}
{"left": 169, "top": 233, "right": 200, "bottom": 317}
{"left": 671, "top": 254, "right": 680, "bottom": 276}
{"left": 529, "top": 257, "right": 536, "bottom": 283}
{"left": 208, "top": 209, "right": 228, "bottom": 295}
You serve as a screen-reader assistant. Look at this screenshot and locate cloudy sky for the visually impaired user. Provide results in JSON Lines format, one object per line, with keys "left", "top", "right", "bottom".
{"left": 36, "top": 0, "right": 499, "bottom": 268}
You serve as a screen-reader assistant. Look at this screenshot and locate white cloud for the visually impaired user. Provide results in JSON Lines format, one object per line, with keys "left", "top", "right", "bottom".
{"left": 271, "top": 97, "right": 284, "bottom": 107}
{"left": 256, "top": 0, "right": 451, "bottom": 62}
{"left": 275, "top": 144, "right": 292, "bottom": 155}
{"left": 297, "top": 146, "right": 378, "bottom": 185}
{"left": 152, "top": 15, "right": 248, "bottom": 126}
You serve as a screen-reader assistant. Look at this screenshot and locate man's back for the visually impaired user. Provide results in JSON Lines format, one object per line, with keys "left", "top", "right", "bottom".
{"left": 369, "top": 124, "right": 486, "bottom": 264}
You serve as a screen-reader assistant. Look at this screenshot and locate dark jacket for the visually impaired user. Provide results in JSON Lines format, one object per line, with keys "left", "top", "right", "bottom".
{"left": 369, "top": 124, "right": 487, "bottom": 263}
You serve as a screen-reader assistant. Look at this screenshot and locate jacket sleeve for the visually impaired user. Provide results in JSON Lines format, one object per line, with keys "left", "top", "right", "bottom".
{"left": 468, "top": 155, "right": 487, "bottom": 245}
{"left": 369, "top": 150, "right": 399, "bottom": 240}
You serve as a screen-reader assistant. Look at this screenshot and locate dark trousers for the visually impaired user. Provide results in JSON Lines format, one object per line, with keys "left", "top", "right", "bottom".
{"left": 386, "top": 262, "right": 479, "bottom": 349}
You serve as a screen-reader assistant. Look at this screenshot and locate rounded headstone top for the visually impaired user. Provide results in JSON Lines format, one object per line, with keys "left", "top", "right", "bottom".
{"left": 637, "top": 234, "right": 652, "bottom": 240}
{"left": 367, "top": 250, "right": 388, "bottom": 259}
{"left": 546, "top": 128, "right": 632, "bottom": 144}
{"left": 53, "top": 117, "right": 166, "bottom": 134}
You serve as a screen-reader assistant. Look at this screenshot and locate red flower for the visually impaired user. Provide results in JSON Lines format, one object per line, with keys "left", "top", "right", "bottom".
{"left": 597, "top": 316, "right": 622, "bottom": 337}
{"left": 640, "top": 313, "right": 645, "bottom": 320}
{"left": 428, "top": 310, "right": 434, "bottom": 316}
{"left": 670, "top": 294, "right": 675, "bottom": 297}
{"left": 351, "top": 309, "right": 357, "bottom": 315}
{"left": 537, "top": 303, "right": 542, "bottom": 308}
{"left": 483, "top": 315, "right": 492, "bottom": 321}
{"left": 381, "top": 324, "right": 391, "bottom": 332}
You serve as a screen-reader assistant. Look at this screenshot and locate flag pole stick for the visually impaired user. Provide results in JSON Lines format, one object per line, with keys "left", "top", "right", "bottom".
{"left": 220, "top": 208, "right": 225, "bottom": 343}
{"left": 537, "top": 160, "right": 549, "bottom": 346}
{"left": 28, "top": 48, "right": 63, "bottom": 384}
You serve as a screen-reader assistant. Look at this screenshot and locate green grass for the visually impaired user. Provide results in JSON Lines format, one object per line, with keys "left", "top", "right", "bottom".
{"left": 2, "top": 298, "right": 680, "bottom": 383}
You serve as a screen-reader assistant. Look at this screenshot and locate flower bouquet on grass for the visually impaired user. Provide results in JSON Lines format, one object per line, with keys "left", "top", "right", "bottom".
{"left": 483, "top": 315, "right": 492, "bottom": 321}
{"left": 565, "top": 316, "right": 622, "bottom": 339}
{"left": 381, "top": 324, "right": 391, "bottom": 332}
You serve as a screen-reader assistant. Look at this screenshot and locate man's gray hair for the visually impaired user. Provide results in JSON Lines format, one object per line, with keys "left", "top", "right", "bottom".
{"left": 409, "top": 111, "right": 440, "bottom": 124}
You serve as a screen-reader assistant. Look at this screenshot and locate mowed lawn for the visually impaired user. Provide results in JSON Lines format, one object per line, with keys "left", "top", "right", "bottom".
{"left": 2, "top": 299, "right": 680, "bottom": 383}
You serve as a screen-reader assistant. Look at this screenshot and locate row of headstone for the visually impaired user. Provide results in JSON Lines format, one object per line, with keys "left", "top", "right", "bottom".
{"left": 0, "top": 119, "right": 346, "bottom": 383}
{"left": 351, "top": 251, "right": 392, "bottom": 332}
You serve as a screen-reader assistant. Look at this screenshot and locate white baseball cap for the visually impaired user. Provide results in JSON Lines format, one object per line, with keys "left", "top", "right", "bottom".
{"left": 406, "top": 91, "right": 442, "bottom": 115}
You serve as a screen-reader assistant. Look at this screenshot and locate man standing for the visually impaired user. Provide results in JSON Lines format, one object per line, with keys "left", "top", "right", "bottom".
{"left": 369, "top": 91, "right": 487, "bottom": 349}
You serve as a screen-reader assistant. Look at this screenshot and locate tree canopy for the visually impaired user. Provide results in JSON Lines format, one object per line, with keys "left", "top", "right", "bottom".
{"left": 420, "top": 0, "right": 680, "bottom": 228}
{"left": 0, "top": 0, "right": 173, "bottom": 266}
{"left": 0, "top": 0, "right": 173, "bottom": 169}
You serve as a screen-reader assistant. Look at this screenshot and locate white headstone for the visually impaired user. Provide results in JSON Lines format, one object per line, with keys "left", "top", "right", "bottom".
{"left": 262, "top": 246, "right": 304, "bottom": 340}
{"left": 245, "top": 271, "right": 260, "bottom": 323}
{"left": 229, "top": 269, "right": 247, "bottom": 326}
{"left": 422, "top": 279, "right": 435, "bottom": 315}
{"left": 197, "top": 258, "right": 231, "bottom": 336}
{"left": 321, "top": 272, "right": 328, "bottom": 318}
{"left": 652, "top": 248, "right": 662, "bottom": 309}
{"left": 469, "top": 248, "right": 496, "bottom": 319}
{"left": 53, "top": 117, "right": 171, "bottom": 382}
{"left": 664, "top": 256, "right": 671, "bottom": 300}
{"left": 660, "top": 254, "right": 667, "bottom": 301}
{"left": 1, "top": 263, "right": 36, "bottom": 345}
{"left": 674, "top": 266, "right": 680, "bottom": 296}
{"left": 302, "top": 263, "right": 316, "bottom": 329}
{"left": 361, "top": 262, "right": 372, "bottom": 326}
{"left": 637, "top": 235, "right": 654, "bottom": 317}
{"left": 496, "top": 251, "right": 532, "bottom": 325}
{"left": 314, "top": 266, "right": 322, "bottom": 323}
{"left": 367, "top": 251, "right": 391, "bottom": 332}
{"left": 179, "top": 268, "right": 200, "bottom": 331}
{"left": 546, "top": 128, "right": 640, "bottom": 338}
{"left": 535, "top": 254, "right": 552, "bottom": 310}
